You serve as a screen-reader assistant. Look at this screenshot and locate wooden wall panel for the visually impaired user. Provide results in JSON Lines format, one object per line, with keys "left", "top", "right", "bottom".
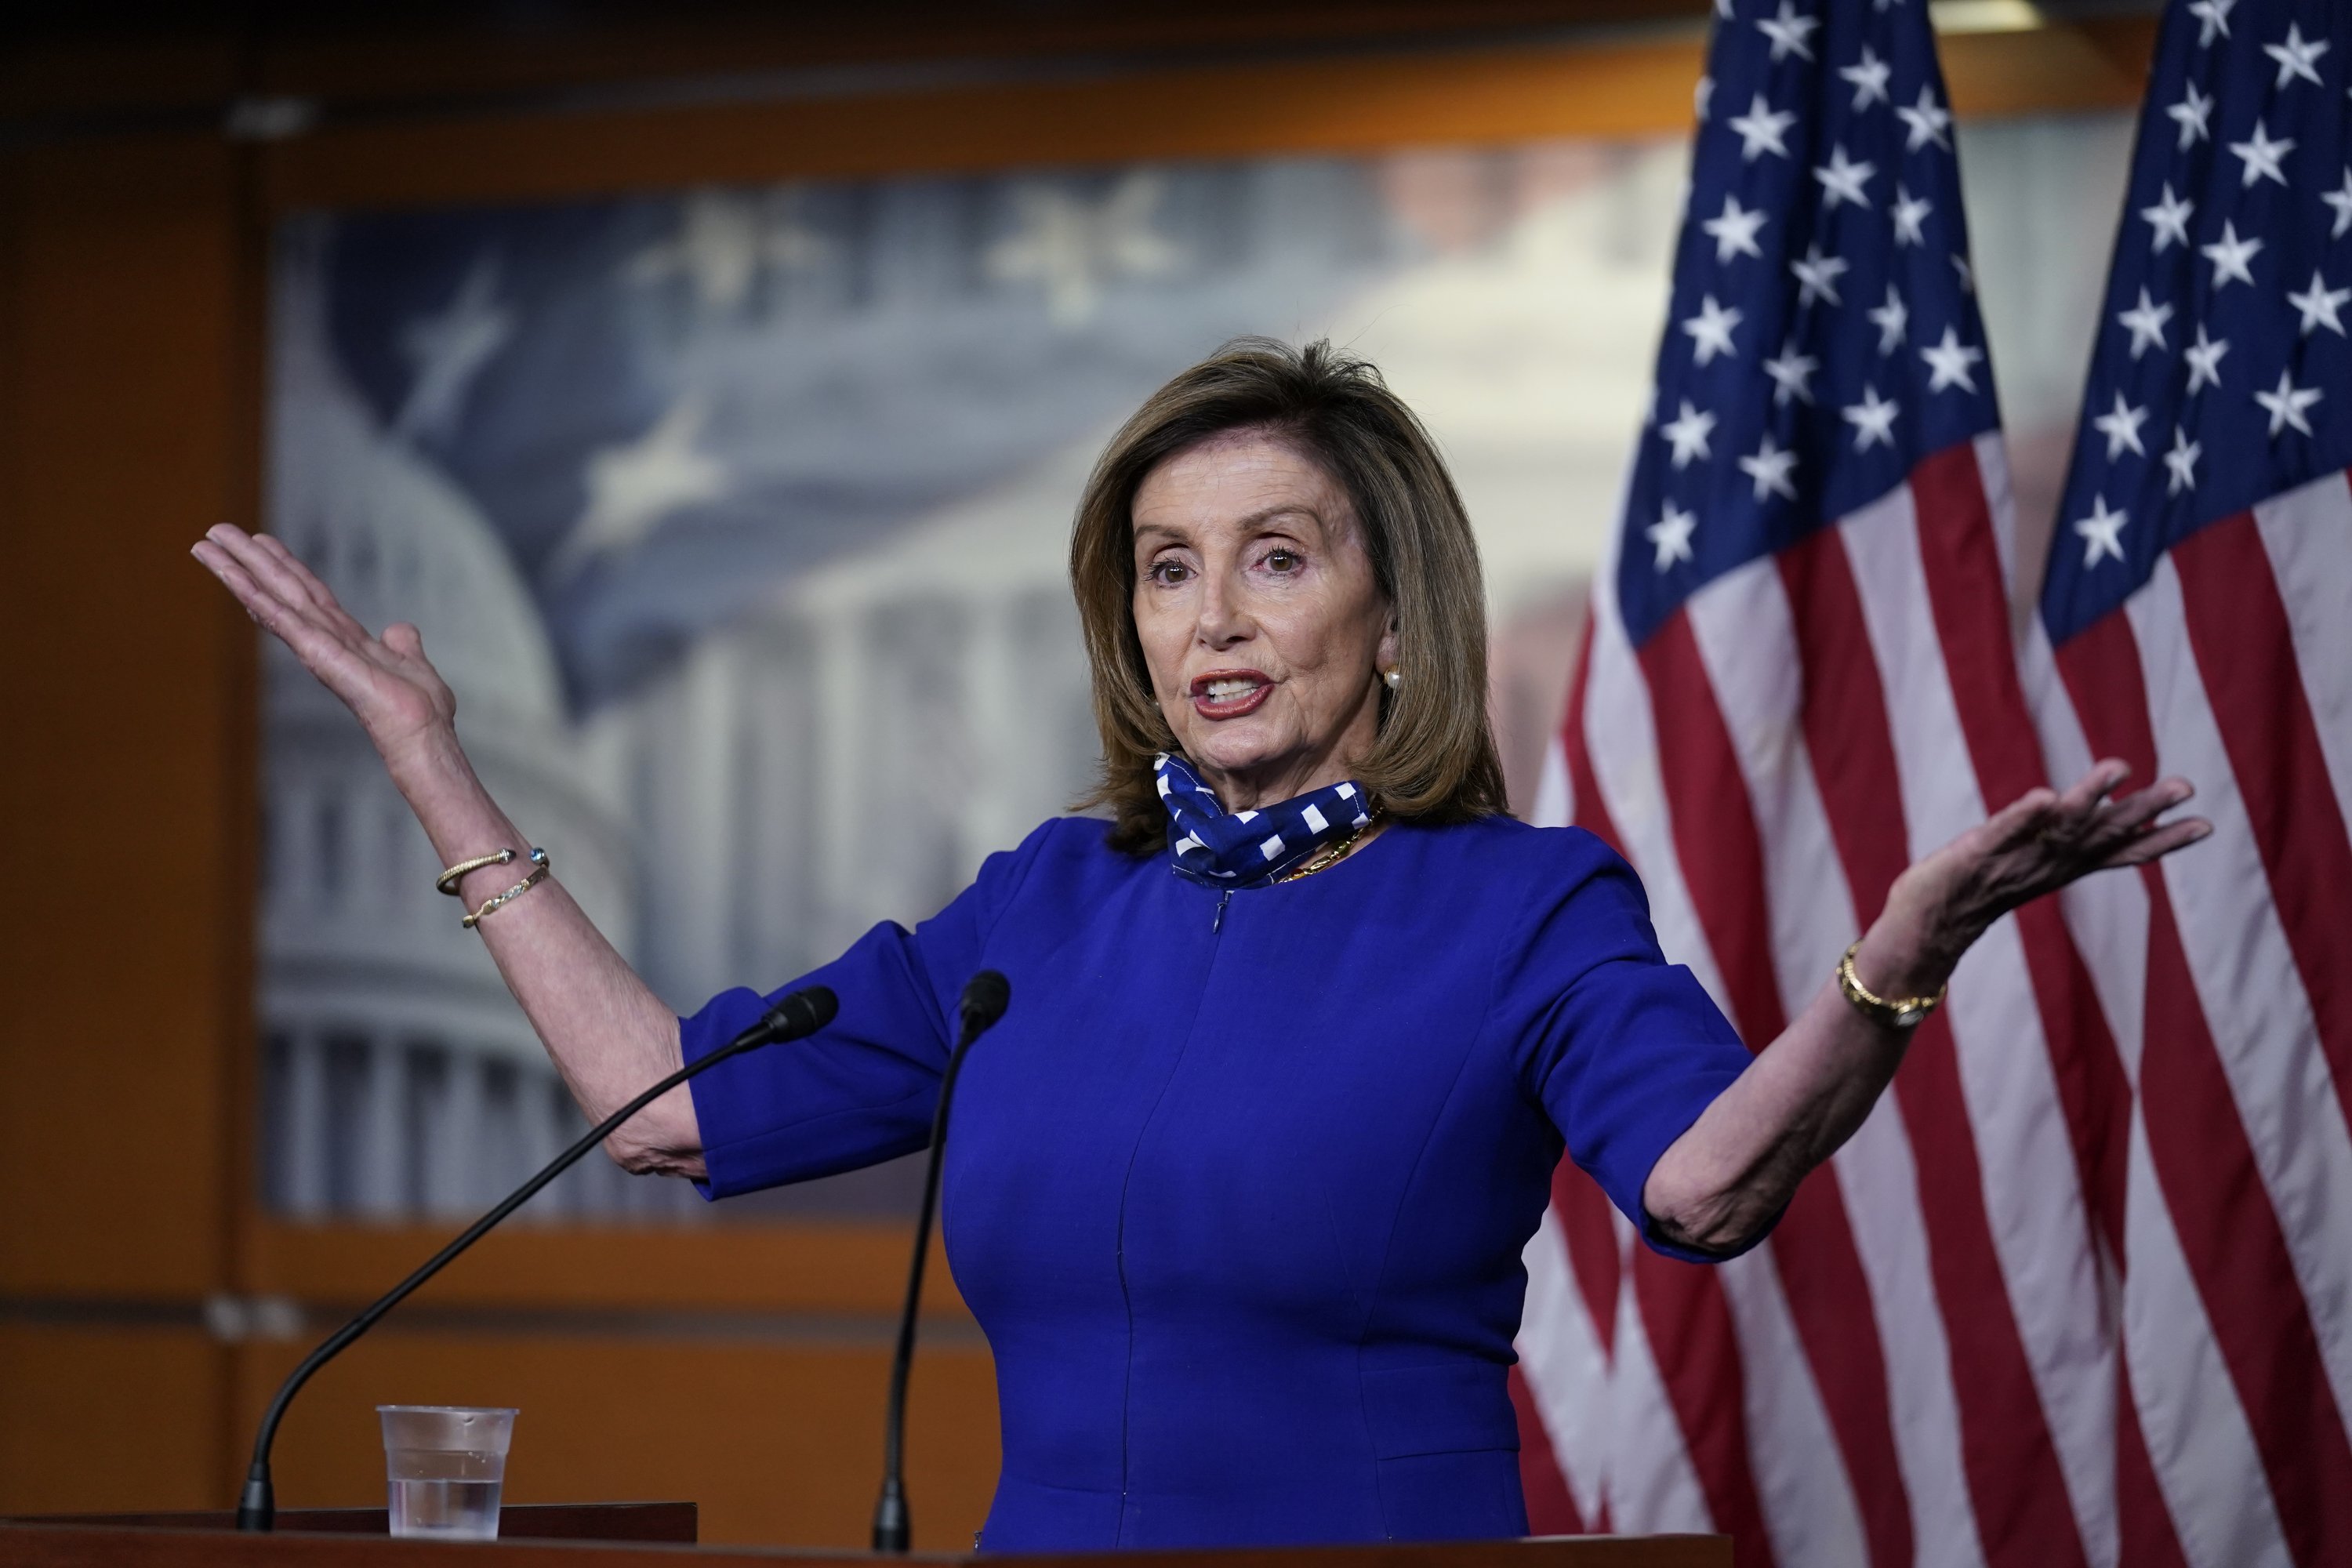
{"left": 0, "top": 1324, "right": 227, "bottom": 1512}
{"left": 230, "top": 1328, "right": 1000, "bottom": 1549}
{"left": 0, "top": 132, "right": 250, "bottom": 1302}
{"left": 241, "top": 1222, "right": 967, "bottom": 1318}
{"left": 260, "top": 20, "right": 2154, "bottom": 216}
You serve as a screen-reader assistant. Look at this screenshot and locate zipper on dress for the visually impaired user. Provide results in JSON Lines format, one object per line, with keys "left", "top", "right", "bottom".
{"left": 1212, "top": 887, "right": 1233, "bottom": 934}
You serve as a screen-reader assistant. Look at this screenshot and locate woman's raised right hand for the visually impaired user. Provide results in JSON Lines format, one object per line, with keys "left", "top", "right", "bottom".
{"left": 192, "top": 524, "right": 457, "bottom": 764}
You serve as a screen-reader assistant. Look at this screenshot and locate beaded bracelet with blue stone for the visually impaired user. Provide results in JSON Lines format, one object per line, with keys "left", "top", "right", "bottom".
{"left": 461, "top": 848, "right": 550, "bottom": 930}
{"left": 434, "top": 847, "right": 517, "bottom": 897}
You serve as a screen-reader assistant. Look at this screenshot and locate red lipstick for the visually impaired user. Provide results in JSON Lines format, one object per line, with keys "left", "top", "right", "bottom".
{"left": 1189, "top": 669, "right": 1272, "bottom": 720}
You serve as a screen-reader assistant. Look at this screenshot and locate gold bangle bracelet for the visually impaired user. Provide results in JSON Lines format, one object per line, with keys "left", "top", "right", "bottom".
{"left": 1835, "top": 940, "right": 1946, "bottom": 1029}
{"left": 462, "top": 848, "right": 550, "bottom": 930}
{"left": 436, "top": 848, "right": 517, "bottom": 897}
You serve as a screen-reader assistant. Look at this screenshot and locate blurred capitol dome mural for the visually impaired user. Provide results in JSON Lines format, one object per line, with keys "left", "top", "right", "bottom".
{"left": 258, "top": 124, "right": 2126, "bottom": 1221}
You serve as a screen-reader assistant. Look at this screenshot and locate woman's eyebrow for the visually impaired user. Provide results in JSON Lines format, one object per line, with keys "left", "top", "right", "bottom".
{"left": 1233, "top": 504, "right": 1320, "bottom": 532}
{"left": 1133, "top": 522, "right": 1191, "bottom": 550}
{"left": 1134, "top": 503, "right": 1327, "bottom": 553}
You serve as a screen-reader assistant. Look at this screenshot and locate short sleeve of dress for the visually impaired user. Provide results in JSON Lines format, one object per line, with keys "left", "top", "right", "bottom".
{"left": 678, "top": 818, "right": 1057, "bottom": 1200}
{"left": 1498, "top": 827, "right": 1775, "bottom": 1263}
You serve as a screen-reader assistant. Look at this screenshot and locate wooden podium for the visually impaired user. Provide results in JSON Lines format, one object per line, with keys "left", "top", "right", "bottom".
{"left": 2, "top": 1506, "right": 1728, "bottom": 1568}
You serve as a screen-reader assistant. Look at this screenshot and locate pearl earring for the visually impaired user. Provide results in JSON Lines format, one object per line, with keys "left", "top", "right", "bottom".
{"left": 1381, "top": 667, "right": 1402, "bottom": 691}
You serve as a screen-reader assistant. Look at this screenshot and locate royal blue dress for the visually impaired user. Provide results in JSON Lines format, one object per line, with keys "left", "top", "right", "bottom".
{"left": 681, "top": 813, "right": 1759, "bottom": 1551}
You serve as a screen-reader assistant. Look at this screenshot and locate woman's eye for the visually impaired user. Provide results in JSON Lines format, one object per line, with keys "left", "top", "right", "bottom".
{"left": 1149, "top": 559, "right": 1189, "bottom": 584}
{"left": 1265, "top": 549, "right": 1301, "bottom": 573}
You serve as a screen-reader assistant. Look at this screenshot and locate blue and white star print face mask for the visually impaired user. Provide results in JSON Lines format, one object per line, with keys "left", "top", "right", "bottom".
{"left": 1154, "top": 752, "right": 1373, "bottom": 890}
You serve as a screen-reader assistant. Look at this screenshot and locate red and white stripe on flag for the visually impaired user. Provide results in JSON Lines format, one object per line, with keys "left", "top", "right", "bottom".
{"left": 2021, "top": 464, "right": 2352, "bottom": 1568}
{"left": 1512, "top": 0, "right": 2352, "bottom": 1556}
{"left": 1520, "top": 434, "right": 2157, "bottom": 1568}
{"left": 1514, "top": 343, "right": 2352, "bottom": 1568}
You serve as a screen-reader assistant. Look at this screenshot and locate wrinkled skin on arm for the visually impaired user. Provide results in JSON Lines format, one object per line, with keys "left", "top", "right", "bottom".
{"left": 1641, "top": 760, "right": 2209, "bottom": 1254}
{"left": 192, "top": 525, "right": 705, "bottom": 1178}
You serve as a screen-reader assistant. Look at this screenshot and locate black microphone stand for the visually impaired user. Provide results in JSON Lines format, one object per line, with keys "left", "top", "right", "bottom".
{"left": 872, "top": 970, "right": 1010, "bottom": 1553}
{"left": 234, "top": 984, "right": 839, "bottom": 1532}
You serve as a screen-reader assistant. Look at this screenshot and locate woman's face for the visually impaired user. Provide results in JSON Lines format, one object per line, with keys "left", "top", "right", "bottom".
{"left": 1131, "top": 430, "right": 1396, "bottom": 811}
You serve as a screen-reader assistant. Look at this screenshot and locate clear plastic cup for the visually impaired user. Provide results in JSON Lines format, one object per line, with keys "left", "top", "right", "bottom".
{"left": 378, "top": 1405, "right": 517, "bottom": 1541}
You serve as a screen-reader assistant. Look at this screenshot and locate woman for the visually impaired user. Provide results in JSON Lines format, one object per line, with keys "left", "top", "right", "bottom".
{"left": 194, "top": 339, "right": 2206, "bottom": 1551}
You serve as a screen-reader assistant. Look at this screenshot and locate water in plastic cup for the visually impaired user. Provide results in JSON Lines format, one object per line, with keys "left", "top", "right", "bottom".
{"left": 378, "top": 1405, "right": 517, "bottom": 1541}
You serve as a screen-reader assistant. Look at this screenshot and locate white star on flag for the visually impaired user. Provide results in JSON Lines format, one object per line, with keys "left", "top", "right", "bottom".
{"left": 1701, "top": 194, "right": 1768, "bottom": 263}
{"left": 1739, "top": 434, "right": 1800, "bottom": 502}
{"left": 1682, "top": 294, "right": 1744, "bottom": 364}
{"left": 394, "top": 252, "right": 514, "bottom": 442}
{"left": 1893, "top": 184, "right": 1933, "bottom": 246}
{"left": 2169, "top": 82, "right": 2214, "bottom": 149}
{"left": 1867, "top": 284, "right": 1909, "bottom": 354}
{"left": 2287, "top": 270, "right": 2350, "bottom": 336}
{"left": 2184, "top": 325, "right": 2229, "bottom": 393}
{"left": 2073, "top": 493, "right": 2129, "bottom": 565}
{"left": 1661, "top": 400, "right": 1718, "bottom": 467}
{"left": 2092, "top": 390, "right": 2150, "bottom": 459}
{"left": 1920, "top": 326, "right": 1983, "bottom": 393}
{"left": 1813, "top": 144, "right": 1877, "bottom": 209}
{"left": 2201, "top": 221, "right": 2263, "bottom": 289}
{"left": 2188, "top": 0, "right": 2234, "bottom": 47}
{"left": 1756, "top": 2, "right": 1820, "bottom": 63}
{"left": 553, "top": 392, "right": 732, "bottom": 580}
{"left": 2163, "top": 428, "right": 2201, "bottom": 495}
{"left": 2326, "top": 169, "right": 2352, "bottom": 240}
{"left": 1762, "top": 342, "right": 1820, "bottom": 405}
{"left": 2141, "top": 183, "right": 2194, "bottom": 252}
{"left": 1696, "top": 74, "right": 1715, "bottom": 122}
{"left": 2263, "top": 22, "right": 2329, "bottom": 91}
{"left": 1791, "top": 243, "right": 1849, "bottom": 307}
{"left": 626, "top": 191, "right": 831, "bottom": 310}
{"left": 985, "top": 172, "right": 1185, "bottom": 325}
{"left": 1646, "top": 501, "right": 1699, "bottom": 569}
{"left": 2254, "top": 368, "right": 2322, "bottom": 437}
{"left": 1728, "top": 93, "right": 1796, "bottom": 161}
{"left": 1842, "top": 383, "right": 1900, "bottom": 451}
{"left": 1840, "top": 46, "right": 1893, "bottom": 110}
{"left": 2229, "top": 122, "right": 2295, "bottom": 188}
{"left": 1896, "top": 85, "right": 1952, "bottom": 151}
{"left": 2117, "top": 289, "right": 2174, "bottom": 358}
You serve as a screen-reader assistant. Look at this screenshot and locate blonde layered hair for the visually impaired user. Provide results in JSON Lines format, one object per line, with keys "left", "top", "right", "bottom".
{"left": 1072, "top": 338, "right": 1509, "bottom": 853}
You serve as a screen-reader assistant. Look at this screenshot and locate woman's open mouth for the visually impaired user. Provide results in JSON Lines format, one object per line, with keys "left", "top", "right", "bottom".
{"left": 1189, "top": 670, "right": 1273, "bottom": 719}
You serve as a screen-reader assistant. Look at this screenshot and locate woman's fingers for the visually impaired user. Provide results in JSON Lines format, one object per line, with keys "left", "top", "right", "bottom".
{"left": 248, "top": 532, "right": 332, "bottom": 606}
{"left": 248, "top": 531, "right": 385, "bottom": 649}
{"left": 250, "top": 531, "right": 365, "bottom": 628}
{"left": 207, "top": 527, "right": 347, "bottom": 640}
{"left": 2043, "top": 760, "right": 2130, "bottom": 840}
{"left": 1981, "top": 784, "right": 2060, "bottom": 852}
{"left": 1987, "top": 760, "right": 2130, "bottom": 855}
{"left": 193, "top": 536, "right": 384, "bottom": 699}
{"left": 2100, "top": 815, "right": 2212, "bottom": 868}
{"left": 382, "top": 622, "right": 444, "bottom": 680}
{"left": 200, "top": 528, "right": 320, "bottom": 621}
{"left": 192, "top": 536, "right": 302, "bottom": 630}
{"left": 2097, "top": 776, "right": 2196, "bottom": 840}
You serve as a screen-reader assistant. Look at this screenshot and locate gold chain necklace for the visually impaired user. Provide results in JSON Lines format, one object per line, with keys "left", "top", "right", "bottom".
{"left": 1275, "top": 811, "right": 1384, "bottom": 884}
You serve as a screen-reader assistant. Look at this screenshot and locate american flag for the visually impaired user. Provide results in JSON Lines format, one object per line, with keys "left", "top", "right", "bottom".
{"left": 2019, "top": 0, "right": 2352, "bottom": 1564}
{"left": 1513, "top": 0, "right": 2347, "bottom": 1563}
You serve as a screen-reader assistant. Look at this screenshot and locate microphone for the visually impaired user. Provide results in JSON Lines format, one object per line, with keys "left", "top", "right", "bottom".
{"left": 234, "top": 985, "right": 839, "bottom": 1532}
{"left": 872, "top": 970, "right": 1011, "bottom": 1553}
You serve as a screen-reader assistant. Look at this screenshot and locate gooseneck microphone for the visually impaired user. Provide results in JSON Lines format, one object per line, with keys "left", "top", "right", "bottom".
{"left": 234, "top": 984, "right": 839, "bottom": 1532}
{"left": 872, "top": 970, "right": 1011, "bottom": 1553}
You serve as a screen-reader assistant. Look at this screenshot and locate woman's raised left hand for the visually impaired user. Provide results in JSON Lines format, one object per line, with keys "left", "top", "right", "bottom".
{"left": 1872, "top": 760, "right": 2210, "bottom": 989}
{"left": 1646, "top": 760, "right": 2211, "bottom": 1254}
